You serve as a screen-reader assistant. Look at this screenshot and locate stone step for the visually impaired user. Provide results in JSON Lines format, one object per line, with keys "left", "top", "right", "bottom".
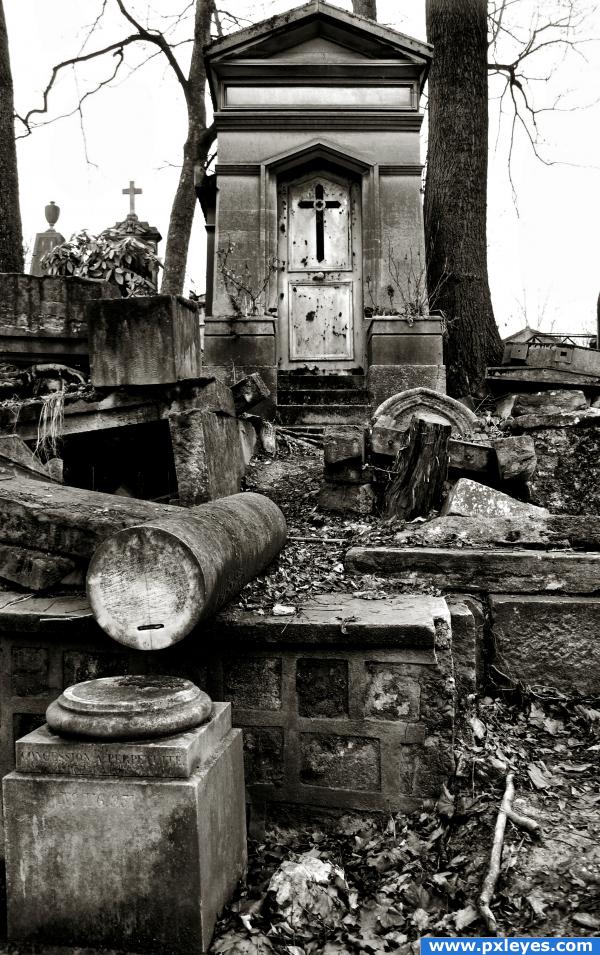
{"left": 345, "top": 546, "right": 600, "bottom": 595}
{"left": 278, "top": 404, "right": 371, "bottom": 426}
{"left": 278, "top": 374, "right": 365, "bottom": 391}
{"left": 278, "top": 389, "right": 369, "bottom": 406}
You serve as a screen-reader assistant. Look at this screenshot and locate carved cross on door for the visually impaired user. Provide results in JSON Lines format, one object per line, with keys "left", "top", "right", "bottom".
{"left": 298, "top": 183, "right": 342, "bottom": 262}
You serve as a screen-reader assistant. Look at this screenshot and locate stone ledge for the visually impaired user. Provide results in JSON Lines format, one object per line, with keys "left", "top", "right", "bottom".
{"left": 345, "top": 547, "right": 600, "bottom": 594}
{"left": 210, "top": 594, "right": 450, "bottom": 647}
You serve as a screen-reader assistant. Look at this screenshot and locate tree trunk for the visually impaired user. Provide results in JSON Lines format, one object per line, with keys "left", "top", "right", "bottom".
{"left": 384, "top": 416, "right": 451, "bottom": 519}
{"left": 161, "top": 0, "right": 215, "bottom": 295}
{"left": 424, "top": 0, "right": 502, "bottom": 397}
{"left": 352, "top": 0, "right": 377, "bottom": 18}
{"left": 0, "top": 0, "right": 24, "bottom": 273}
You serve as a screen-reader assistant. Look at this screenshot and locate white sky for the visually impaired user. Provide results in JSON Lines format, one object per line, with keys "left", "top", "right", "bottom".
{"left": 6, "top": 0, "right": 600, "bottom": 337}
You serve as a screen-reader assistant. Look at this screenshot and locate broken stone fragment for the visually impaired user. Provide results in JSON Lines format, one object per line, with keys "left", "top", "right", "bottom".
{"left": 442, "top": 478, "right": 549, "bottom": 519}
{"left": 493, "top": 435, "right": 537, "bottom": 482}
{"left": 512, "top": 389, "right": 588, "bottom": 417}
{"left": 318, "top": 482, "right": 375, "bottom": 515}
{"left": 323, "top": 425, "right": 365, "bottom": 465}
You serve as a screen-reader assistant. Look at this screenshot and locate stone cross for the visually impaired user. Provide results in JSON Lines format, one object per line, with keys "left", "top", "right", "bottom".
{"left": 122, "top": 179, "right": 142, "bottom": 216}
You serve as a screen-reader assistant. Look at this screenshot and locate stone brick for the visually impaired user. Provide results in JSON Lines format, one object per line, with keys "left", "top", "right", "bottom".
{"left": 490, "top": 595, "right": 600, "bottom": 697}
{"left": 364, "top": 663, "right": 421, "bottom": 721}
{"left": 63, "top": 651, "right": 126, "bottom": 687}
{"left": 300, "top": 734, "right": 380, "bottom": 791}
{"left": 318, "top": 483, "right": 375, "bottom": 516}
{"left": 296, "top": 659, "right": 348, "bottom": 718}
{"left": 223, "top": 657, "right": 282, "bottom": 711}
{"left": 446, "top": 597, "right": 484, "bottom": 699}
{"left": 367, "top": 364, "right": 446, "bottom": 411}
{"left": 11, "top": 648, "right": 50, "bottom": 696}
{"left": 242, "top": 727, "right": 284, "bottom": 786}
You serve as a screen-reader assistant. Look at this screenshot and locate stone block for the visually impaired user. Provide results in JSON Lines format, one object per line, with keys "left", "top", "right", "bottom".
{"left": 525, "top": 424, "right": 600, "bottom": 515}
{"left": 345, "top": 546, "right": 600, "bottom": 594}
{"left": 364, "top": 663, "right": 421, "bottom": 720}
{"left": 3, "top": 704, "right": 247, "bottom": 954}
{"left": 0, "top": 543, "right": 75, "bottom": 592}
{"left": 242, "top": 727, "right": 284, "bottom": 786}
{"left": 300, "top": 734, "right": 381, "bottom": 791}
{"left": 323, "top": 426, "right": 366, "bottom": 465}
{"left": 513, "top": 389, "right": 588, "bottom": 416}
{"left": 11, "top": 647, "right": 50, "bottom": 696}
{"left": 324, "top": 462, "right": 372, "bottom": 485}
{"left": 296, "top": 659, "right": 349, "bottom": 717}
{"left": 493, "top": 435, "right": 537, "bottom": 482}
{"left": 0, "top": 273, "right": 118, "bottom": 363}
{"left": 367, "top": 364, "right": 446, "bottom": 409}
{"left": 168, "top": 409, "right": 245, "bottom": 504}
{"left": 223, "top": 656, "right": 282, "bottom": 711}
{"left": 443, "top": 478, "right": 548, "bottom": 519}
{"left": 88, "top": 295, "right": 202, "bottom": 386}
{"left": 446, "top": 596, "right": 484, "bottom": 699}
{"left": 490, "top": 595, "right": 600, "bottom": 697}
{"left": 318, "top": 482, "right": 375, "bottom": 515}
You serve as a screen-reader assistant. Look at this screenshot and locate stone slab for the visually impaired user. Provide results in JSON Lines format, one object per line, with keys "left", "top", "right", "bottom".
{"left": 3, "top": 725, "right": 247, "bottom": 954}
{"left": 211, "top": 593, "right": 450, "bottom": 648}
{"left": 514, "top": 408, "right": 600, "bottom": 431}
{"left": 512, "top": 390, "right": 588, "bottom": 416}
{"left": 490, "top": 595, "right": 600, "bottom": 697}
{"left": 345, "top": 547, "right": 600, "bottom": 594}
{"left": 392, "top": 514, "right": 600, "bottom": 551}
{"left": 16, "top": 702, "right": 231, "bottom": 778}
{"left": 442, "top": 478, "right": 548, "bottom": 519}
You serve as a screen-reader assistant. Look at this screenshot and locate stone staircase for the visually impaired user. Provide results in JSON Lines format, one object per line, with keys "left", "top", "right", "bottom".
{"left": 276, "top": 372, "right": 371, "bottom": 431}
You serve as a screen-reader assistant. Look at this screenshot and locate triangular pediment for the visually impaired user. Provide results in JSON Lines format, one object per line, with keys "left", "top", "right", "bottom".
{"left": 206, "top": 1, "right": 432, "bottom": 65}
{"left": 251, "top": 36, "right": 371, "bottom": 64}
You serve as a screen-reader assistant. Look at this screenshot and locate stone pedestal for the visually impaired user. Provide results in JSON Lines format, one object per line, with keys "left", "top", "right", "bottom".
{"left": 3, "top": 681, "right": 247, "bottom": 954}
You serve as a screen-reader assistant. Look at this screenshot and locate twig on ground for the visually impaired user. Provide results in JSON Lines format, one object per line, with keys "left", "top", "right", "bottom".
{"left": 479, "top": 771, "right": 515, "bottom": 935}
{"left": 506, "top": 807, "right": 543, "bottom": 839}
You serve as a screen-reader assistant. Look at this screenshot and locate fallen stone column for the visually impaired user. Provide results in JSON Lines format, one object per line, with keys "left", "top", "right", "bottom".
{"left": 86, "top": 492, "right": 287, "bottom": 649}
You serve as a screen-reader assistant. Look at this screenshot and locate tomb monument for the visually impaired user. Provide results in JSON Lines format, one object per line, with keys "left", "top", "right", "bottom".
{"left": 197, "top": 1, "right": 444, "bottom": 425}
{"left": 3, "top": 675, "right": 247, "bottom": 953}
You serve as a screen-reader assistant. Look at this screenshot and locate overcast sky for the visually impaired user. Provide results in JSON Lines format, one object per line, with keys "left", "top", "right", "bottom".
{"left": 7, "top": 0, "right": 600, "bottom": 337}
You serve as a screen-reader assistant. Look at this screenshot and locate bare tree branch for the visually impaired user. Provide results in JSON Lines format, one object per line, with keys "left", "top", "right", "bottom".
{"left": 114, "top": 0, "right": 190, "bottom": 94}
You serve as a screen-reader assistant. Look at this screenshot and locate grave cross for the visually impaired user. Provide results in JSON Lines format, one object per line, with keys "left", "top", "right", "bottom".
{"left": 122, "top": 179, "right": 142, "bottom": 216}
{"left": 298, "top": 183, "right": 341, "bottom": 263}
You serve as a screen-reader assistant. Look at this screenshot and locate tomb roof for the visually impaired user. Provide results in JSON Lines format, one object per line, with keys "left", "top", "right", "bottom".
{"left": 205, "top": 0, "right": 432, "bottom": 69}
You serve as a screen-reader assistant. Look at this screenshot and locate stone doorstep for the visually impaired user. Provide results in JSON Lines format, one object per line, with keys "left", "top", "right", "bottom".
{"left": 15, "top": 702, "right": 231, "bottom": 779}
{"left": 345, "top": 547, "right": 600, "bottom": 594}
{"left": 212, "top": 593, "right": 451, "bottom": 647}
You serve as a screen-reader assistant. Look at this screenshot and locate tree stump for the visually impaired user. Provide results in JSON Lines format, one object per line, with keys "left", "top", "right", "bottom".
{"left": 384, "top": 416, "right": 451, "bottom": 520}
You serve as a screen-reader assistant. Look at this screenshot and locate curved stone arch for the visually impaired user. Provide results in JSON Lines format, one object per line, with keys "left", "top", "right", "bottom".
{"left": 372, "top": 387, "right": 478, "bottom": 435}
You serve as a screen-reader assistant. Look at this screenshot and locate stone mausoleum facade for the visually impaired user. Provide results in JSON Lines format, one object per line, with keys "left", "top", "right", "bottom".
{"left": 198, "top": 1, "right": 445, "bottom": 420}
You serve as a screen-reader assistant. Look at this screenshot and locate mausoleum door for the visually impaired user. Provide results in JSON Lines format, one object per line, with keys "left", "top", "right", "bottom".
{"left": 277, "top": 171, "right": 362, "bottom": 371}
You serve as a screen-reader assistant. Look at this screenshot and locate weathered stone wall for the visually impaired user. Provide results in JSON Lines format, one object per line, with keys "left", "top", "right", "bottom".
{"left": 0, "top": 597, "right": 463, "bottom": 851}
{"left": 525, "top": 422, "right": 600, "bottom": 515}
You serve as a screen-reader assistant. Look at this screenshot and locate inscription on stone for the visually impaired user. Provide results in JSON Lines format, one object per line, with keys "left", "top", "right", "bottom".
{"left": 17, "top": 747, "right": 181, "bottom": 777}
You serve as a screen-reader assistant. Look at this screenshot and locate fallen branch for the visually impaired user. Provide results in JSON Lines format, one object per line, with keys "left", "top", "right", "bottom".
{"left": 479, "top": 771, "right": 515, "bottom": 935}
{"left": 506, "top": 807, "right": 543, "bottom": 840}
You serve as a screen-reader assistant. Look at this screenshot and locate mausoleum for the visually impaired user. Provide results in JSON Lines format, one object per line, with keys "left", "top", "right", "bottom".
{"left": 198, "top": 1, "right": 445, "bottom": 425}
